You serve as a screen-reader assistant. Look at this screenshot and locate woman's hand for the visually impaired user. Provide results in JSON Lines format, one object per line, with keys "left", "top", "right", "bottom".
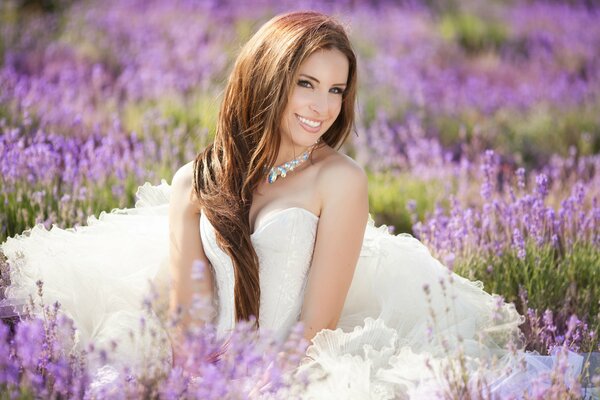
{"left": 248, "top": 360, "right": 276, "bottom": 398}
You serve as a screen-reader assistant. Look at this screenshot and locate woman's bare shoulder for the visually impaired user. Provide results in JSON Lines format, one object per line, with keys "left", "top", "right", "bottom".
{"left": 314, "top": 146, "right": 368, "bottom": 197}
{"left": 172, "top": 161, "right": 194, "bottom": 187}
{"left": 171, "top": 161, "right": 201, "bottom": 213}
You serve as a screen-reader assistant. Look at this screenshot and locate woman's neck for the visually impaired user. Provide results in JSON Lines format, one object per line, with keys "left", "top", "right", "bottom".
{"left": 274, "top": 137, "right": 315, "bottom": 167}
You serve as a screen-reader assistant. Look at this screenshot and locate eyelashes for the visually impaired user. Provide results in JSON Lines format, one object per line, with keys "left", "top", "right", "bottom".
{"left": 297, "top": 79, "right": 313, "bottom": 89}
{"left": 297, "top": 79, "right": 345, "bottom": 95}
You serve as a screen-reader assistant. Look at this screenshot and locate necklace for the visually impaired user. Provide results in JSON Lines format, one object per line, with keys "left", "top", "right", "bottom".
{"left": 266, "top": 142, "right": 318, "bottom": 184}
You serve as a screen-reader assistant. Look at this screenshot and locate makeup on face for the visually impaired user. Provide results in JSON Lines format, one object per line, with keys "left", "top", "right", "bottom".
{"left": 278, "top": 48, "right": 349, "bottom": 159}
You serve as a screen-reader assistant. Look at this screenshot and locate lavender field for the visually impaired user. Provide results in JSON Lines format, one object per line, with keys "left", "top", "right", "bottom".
{"left": 1, "top": 0, "right": 599, "bottom": 398}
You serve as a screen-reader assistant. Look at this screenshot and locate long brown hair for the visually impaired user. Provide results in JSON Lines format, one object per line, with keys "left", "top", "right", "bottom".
{"left": 193, "top": 11, "right": 358, "bottom": 326}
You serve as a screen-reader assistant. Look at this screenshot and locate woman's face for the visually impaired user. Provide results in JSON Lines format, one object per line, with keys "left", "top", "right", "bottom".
{"left": 279, "top": 48, "right": 350, "bottom": 150}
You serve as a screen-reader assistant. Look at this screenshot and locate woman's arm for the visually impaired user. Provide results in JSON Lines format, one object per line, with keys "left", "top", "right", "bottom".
{"left": 299, "top": 156, "right": 369, "bottom": 342}
{"left": 168, "top": 161, "right": 214, "bottom": 345}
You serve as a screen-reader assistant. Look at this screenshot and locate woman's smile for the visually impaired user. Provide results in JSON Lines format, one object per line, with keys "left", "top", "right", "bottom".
{"left": 295, "top": 114, "right": 323, "bottom": 132}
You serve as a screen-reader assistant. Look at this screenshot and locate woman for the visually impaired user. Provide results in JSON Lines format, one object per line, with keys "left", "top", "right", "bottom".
{"left": 168, "top": 10, "right": 367, "bottom": 348}
{"left": 1, "top": 11, "right": 586, "bottom": 399}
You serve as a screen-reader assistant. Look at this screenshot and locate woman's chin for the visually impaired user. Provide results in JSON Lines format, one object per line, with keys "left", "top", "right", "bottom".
{"left": 290, "top": 131, "right": 323, "bottom": 148}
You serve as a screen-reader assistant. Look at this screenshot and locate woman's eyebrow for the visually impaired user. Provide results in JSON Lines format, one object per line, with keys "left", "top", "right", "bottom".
{"left": 299, "top": 73, "right": 347, "bottom": 87}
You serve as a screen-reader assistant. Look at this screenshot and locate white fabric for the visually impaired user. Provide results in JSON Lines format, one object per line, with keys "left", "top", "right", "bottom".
{"left": 1, "top": 181, "right": 592, "bottom": 399}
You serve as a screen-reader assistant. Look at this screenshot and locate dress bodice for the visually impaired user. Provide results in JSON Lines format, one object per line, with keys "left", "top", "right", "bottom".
{"left": 199, "top": 207, "right": 319, "bottom": 340}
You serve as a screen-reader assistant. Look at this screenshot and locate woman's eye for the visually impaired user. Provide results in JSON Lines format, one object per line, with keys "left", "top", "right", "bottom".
{"left": 298, "top": 79, "right": 313, "bottom": 88}
{"left": 330, "top": 87, "right": 344, "bottom": 95}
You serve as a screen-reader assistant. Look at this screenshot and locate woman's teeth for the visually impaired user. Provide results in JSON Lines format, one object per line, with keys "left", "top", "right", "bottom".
{"left": 297, "top": 115, "right": 322, "bottom": 128}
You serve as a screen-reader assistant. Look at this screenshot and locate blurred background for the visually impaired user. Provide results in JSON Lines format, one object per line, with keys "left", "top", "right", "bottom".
{"left": 1, "top": 0, "right": 599, "bottom": 354}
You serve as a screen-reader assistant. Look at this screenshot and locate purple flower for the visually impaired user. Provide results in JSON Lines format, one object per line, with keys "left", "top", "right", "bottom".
{"left": 535, "top": 174, "right": 549, "bottom": 199}
{"left": 191, "top": 260, "right": 205, "bottom": 281}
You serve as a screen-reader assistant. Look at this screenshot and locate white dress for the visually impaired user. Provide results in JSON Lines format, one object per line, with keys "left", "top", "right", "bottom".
{"left": 1, "top": 181, "right": 590, "bottom": 399}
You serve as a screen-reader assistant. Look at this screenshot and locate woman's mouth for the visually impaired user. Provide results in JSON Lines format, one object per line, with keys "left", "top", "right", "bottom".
{"left": 296, "top": 114, "right": 322, "bottom": 133}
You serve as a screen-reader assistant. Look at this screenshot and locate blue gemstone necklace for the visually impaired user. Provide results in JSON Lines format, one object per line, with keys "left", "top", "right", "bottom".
{"left": 266, "top": 141, "right": 319, "bottom": 184}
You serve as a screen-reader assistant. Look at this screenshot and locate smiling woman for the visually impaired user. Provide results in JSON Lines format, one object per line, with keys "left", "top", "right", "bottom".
{"left": 186, "top": 11, "right": 363, "bottom": 343}
{"left": 1, "top": 10, "right": 589, "bottom": 399}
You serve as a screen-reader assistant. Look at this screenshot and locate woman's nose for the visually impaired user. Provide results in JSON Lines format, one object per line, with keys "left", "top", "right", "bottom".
{"left": 309, "top": 91, "right": 329, "bottom": 115}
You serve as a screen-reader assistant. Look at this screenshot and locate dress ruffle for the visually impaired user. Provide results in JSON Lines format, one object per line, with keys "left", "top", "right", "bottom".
{"left": 1, "top": 180, "right": 173, "bottom": 373}
{"left": 297, "top": 218, "right": 532, "bottom": 399}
